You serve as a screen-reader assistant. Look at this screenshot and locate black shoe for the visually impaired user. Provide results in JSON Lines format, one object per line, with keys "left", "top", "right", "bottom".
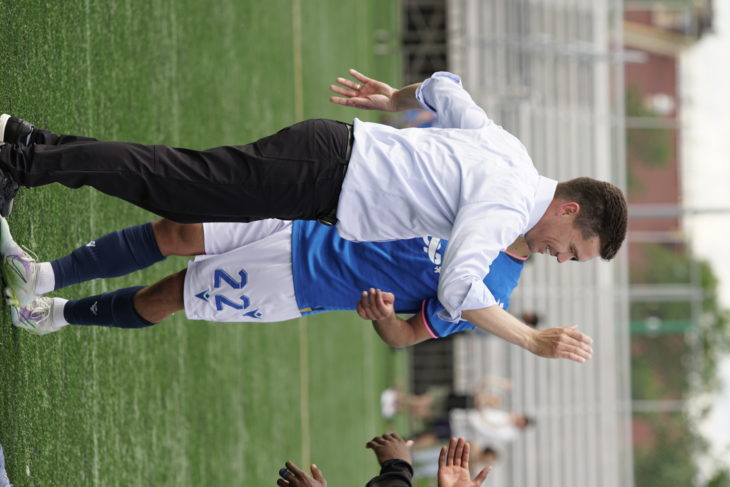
{"left": 0, "top": 161, "right": 18, "bottom": 217}
{"left": 0, "top": 114, "right": 36, "bottom": 146}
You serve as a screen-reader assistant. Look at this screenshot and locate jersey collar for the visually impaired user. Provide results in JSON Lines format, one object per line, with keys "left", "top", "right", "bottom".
{"left": 525, "top": 176, "right": 557, "bottom": 232}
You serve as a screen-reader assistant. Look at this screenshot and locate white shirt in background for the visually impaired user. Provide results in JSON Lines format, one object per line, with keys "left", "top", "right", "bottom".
{"left": 450, "top": 408, "right": 520, "bottom": 446}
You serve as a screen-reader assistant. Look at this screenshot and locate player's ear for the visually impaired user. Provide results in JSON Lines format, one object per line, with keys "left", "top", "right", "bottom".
{"left": 559, "top": 201, "right": 580, "bottom": 216}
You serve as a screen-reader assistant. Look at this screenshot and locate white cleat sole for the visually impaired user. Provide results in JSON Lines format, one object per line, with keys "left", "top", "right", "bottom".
{"left": 0, "top": 114, "right": 9, "bottom": 142}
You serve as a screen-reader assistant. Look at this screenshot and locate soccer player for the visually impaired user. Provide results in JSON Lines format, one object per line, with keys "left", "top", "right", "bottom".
{"left": 1, "top": 216, "right": 581, "bottom": 360}
{"left": 0, "top": 70, "right": 626, "bottom": 358}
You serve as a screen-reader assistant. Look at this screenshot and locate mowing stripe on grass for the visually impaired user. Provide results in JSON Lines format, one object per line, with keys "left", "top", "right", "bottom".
{"left": 82, "top": 2, "right": 103, "bottom": 483}
{"left": 84, "top": 0, "right": 94, "bottom": 130}
{"left": 297, "top": 318, "right": 311, "bottom": 467}
{"left": 291, "top": 0, "right": 304, "bottom": 121}
{"left": 291, "top": 0, "right": 310, "bottom": 467}
{"left": 362, "top": 313, "right": 378, "bottom": 436}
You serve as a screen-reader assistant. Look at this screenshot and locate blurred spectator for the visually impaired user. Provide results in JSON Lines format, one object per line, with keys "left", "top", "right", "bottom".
{"left": 450, "top": 408, "right": 533, "bottom": 448}
{"left": 276, "top": 434, "right": 490, "bottom": 487}
{"left": 381, "top": 376, "right": 513, "bottom": 420}
{"left": 412, "top": 406, "right": 533, "bottom": 453}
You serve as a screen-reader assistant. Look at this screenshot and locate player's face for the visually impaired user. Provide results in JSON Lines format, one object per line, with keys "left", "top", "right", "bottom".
{"left": 525, "top": 202, "right": 601, "bottom": 263}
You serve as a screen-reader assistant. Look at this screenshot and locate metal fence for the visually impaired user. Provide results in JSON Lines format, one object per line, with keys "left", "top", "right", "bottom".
{"left": 409, "top": 1, "right": 633, "bottom": 486}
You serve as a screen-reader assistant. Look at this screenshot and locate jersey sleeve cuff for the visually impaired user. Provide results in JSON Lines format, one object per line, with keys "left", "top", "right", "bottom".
{"left": 415, "top": 72, "right": 463, "bottom": 114}
{"left": 420, "top": 300, "right": 441, "bottom": 339}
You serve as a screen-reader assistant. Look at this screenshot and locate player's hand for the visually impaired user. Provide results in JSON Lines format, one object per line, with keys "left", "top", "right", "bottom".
{"left": 366, "top": 433, "right": 413, "bottom": 465}
{"left": 329, "top": 69, "right": 397, "bottom": 111}
{"left": 437, "top": 438, "right": 491, "bottom": 487}
{"left": 357, "top": 288, "right": 396, "bottom": 321}
{"left": 277, "top": 461, "right": 327, "bottom": 487}
{"left": 527, "top": 326, "right": 593, "bottom": 363}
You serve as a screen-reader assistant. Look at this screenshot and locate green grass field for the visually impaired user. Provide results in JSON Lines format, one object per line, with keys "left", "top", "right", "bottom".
{"left": 0, "top": 1, "right": 408, "bottom": 485}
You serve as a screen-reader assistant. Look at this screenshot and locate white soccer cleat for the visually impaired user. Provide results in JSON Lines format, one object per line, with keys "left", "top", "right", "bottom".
{"left": 0, "top": 443, "right": 11, "bottom": 487}
{"left": 10, "top": 296, "right": 63, "bottom": 335}
{"left": 0, "top": 113, "right": 36, "bottom": 145}
{"left": 0, "top": 216, "right": 39, "bottom": 307}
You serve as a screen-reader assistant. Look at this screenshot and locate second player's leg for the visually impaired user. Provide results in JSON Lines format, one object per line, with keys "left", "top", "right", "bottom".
{"left": 2, "top": 216, "right": 271, "bottom": 308}
{"left": 133, "top": 269, "right": 186, "bottom": 323}
{"left": 1, "top": 217, "right": 168, "bottom": 306}
{"left": 152, "top": 220, "right": 205, "bottom": 256}
{"left": 10, "top": 268, "right": 187, "bottom": 335}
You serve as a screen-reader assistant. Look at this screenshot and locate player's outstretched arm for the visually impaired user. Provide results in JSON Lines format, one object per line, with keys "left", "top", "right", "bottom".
{"left": 277, "top": 461, "right": 327, "bottom": 487}
{"left": 357, "top": 289, "right": 432, "bottom": 347}
{"left": 329, "top": 68, "right": 422, "bottom": 112}
{"left": 437, "top": 438, "right": 491, "bottom": 487}
{"left": 461, "top": 306, "right": 593, "bottom": 363}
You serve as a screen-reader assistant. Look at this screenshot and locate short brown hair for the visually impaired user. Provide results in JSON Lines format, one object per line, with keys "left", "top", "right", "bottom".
{"left": 555, "top": 178, "right": 627, "bottom": 260}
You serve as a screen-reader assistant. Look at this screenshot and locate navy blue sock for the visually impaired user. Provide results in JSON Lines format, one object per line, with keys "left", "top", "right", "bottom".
{"left": 64, "top": 286, "right": 154, "bottom": 328}
{"left": 51, "top": 223, "right": 166, "bottom": 290}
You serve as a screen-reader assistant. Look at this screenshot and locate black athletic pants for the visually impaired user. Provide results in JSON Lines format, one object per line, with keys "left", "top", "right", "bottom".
{"left": 0, "top": 119, "right": 351, "bottom": 223}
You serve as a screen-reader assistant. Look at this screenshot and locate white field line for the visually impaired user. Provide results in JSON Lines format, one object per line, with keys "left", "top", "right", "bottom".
{"left": 83, "top": 0, "right": 101, "bottom": 484}
{"left": 297, "top": 318, "right": 311, "bottom": 467}
{"left": 291, "top": 0, "right": 310, "bottom": 466}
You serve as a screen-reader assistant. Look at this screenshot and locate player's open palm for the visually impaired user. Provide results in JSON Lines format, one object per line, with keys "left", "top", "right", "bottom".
{"left": 437, "top": 438, "right": 491, "bottom": 487}
{"left": 529, "top": 325, "right": 593, "bottom": 363}
{"left": 329, "top": 69, "right": 397, "bottom": 111}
